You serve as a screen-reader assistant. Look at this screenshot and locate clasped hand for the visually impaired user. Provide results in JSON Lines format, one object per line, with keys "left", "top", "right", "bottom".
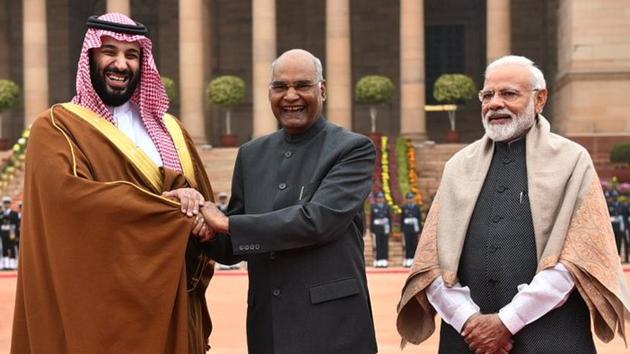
{"left": 461, "top": 314, "right": 513, "bottom": 354}
{"left": 162, "top": 188, "right": 229, "bottom": 242}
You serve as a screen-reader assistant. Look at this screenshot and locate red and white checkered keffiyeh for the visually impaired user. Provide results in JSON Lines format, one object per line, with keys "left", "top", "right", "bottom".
{"left": 71, "top": 12, "right": 182, "bottom": 172}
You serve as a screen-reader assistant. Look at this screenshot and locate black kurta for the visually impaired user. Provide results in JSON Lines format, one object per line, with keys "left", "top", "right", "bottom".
{"left": 439, "top": 138, "right": 595, "bottom": 354}
{"left": 206, "top": 117, "right": 378, "bottom": 354}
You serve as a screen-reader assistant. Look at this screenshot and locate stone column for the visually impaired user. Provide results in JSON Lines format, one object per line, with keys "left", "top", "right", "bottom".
{"left": 0, "top": 8, "right": 8, "bottom": 78}
{"left": 107, "top": 0, "right": 130, "bottom": 15}
{"left": 252, "top": 0, "right": 277, "bottom": 137}
{"left": 399, "top": 0, "right": 426, "bottom": 139}
{"left": 554, "top": 0, "right": 630, "bottom": 137}
{"left": 179, "top": 0, "right": 206, "bottom": 143}
{"left": 326, "top": 0, "right": 351, "bottom": 129}
{"left": 23, "top": 0, "right": 49, "bottom": 126}
{"left": 486, "top": 0, "right": 511, "bottom": 63}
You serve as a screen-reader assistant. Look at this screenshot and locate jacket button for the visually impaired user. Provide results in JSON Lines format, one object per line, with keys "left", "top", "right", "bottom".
{"left": 278, "top": 183, "right": 287, "bottom": 190}
{"left": 244, "top": 245, "right": 250, "bottom": 250}
{"left": 496, "top": 185, "right": 507, "bottom": 193}
{"left": 272, "top": 289, "right": 281, "bottom": 296}
{"left": 503, "top": 157, "right": 513, "bottom": 164}
{"left": 269, "top": 252, "right": 276, "bottom": 259}
{"left": 284, "top": 151, "right": 293, "bottom": 158}
{"left": 255, "top": 244, "right": 261, "bottom": 250}
{"left": 238, "top": 245, "right": 245, "bottom": 251}
{"left": 492, "top": 215, "right": 502, "bottom": 223}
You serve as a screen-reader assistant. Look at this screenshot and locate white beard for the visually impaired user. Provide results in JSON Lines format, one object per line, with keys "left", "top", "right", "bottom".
{"left": 482, "top": 97, "right": 536, "bottom": 142}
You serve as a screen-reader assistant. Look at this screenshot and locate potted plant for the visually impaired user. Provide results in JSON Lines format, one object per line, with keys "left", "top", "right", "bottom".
{"left": 0, "top": 80, "right": 20, "bottom": 150}
{"left": 355, "top": 75, "right": 395, "bottom": 141}
{"left": 207, "top": 75, "right": 246, "bottom": 147}
{"left": 433, "top": 73, "right": 477, "bottom": 143}
{"left": 161, "top": 76, "right": 177, "bottom": 105}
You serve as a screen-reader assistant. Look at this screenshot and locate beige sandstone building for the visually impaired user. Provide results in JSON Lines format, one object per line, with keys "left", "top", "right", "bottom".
{"left": 0, "top": 0, "right": 628, "bottom": 155}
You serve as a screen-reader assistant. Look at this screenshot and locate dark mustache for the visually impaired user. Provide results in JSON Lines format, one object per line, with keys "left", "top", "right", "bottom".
{"left": 105, "top": 67, "right": 132, "bottom": 76}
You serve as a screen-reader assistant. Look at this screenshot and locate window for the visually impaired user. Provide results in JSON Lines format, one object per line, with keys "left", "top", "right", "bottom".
{"left": 425, "top": 25, "right": 465, "bottom": 104}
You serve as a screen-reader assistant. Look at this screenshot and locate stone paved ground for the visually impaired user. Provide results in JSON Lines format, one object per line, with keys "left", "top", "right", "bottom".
{"left": 1, "top": 268, "right": 629, "bottom": 353}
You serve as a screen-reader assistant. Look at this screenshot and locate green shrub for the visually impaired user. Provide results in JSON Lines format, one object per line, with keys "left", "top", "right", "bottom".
{"left": 161, "top": 77, "right": 177, "bottom": 104}
{"left": 0, "top": 80, "right": 20, "bottom": 112}
{"left": 611, "top": 143, "right": 630, "bottom": 165}
{"left": 433, "top": 74, "right": 476, "bottom": 104}
{"left": 355, "top": 75, "right": 395, "bottom": 104}
{"left": 207, "top": 75, "right": 246, "bottom": 107}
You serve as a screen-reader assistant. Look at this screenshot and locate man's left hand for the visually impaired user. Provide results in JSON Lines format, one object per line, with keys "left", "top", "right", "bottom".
{"left": 162, "top": 188, "right": 205, "bottom": 217}
{"left": 462, "top": 314, "right": 513, "bottom": 354}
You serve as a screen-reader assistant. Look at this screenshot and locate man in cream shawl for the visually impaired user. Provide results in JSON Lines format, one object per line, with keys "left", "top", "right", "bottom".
{"left": 397, "top": 55, "right": 630, "bottom": 354}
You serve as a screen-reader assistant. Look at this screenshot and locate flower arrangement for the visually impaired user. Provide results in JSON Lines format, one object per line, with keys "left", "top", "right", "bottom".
{"left": 370, "top": 135, "right": 423, "bottom": 214}
{"left": 0, "top": 128, "right": 29, "bottom": 194}
{"left": 406, "top": 140, "right": 422, "bottom": 204}
{"left": 381, "top": 136, "right": 401, "bottom": 214}
{"left": 394, "top": 137, "right": 423, "bottom": 204}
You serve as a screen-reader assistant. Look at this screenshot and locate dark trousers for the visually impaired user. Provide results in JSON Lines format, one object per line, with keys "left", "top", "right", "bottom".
{"left": 403, "top": 231, "right": 418, "bottom": 259}
{"left": 625, "top": 229, "right": 630, "bottom": 263}
{"left": 375, "top": 232, "right": 389, "bottom": 260}
{"left": 1, "top": 234, "right": 15, "bottom": 258}
{"left": 612, "top": 222, "right": 623, "bottom": 256}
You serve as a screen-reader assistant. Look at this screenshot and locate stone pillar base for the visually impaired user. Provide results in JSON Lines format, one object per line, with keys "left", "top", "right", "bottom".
{"left": 401, "top": 132, "right": 428, "bottom": 143}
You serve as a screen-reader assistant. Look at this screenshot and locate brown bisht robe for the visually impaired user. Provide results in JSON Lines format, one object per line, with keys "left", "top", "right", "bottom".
{"left": 397, "top": 116, "right": 630, "bottom": 347}
{"left": 11, "top": 103, "right": 215, "bottom": 354}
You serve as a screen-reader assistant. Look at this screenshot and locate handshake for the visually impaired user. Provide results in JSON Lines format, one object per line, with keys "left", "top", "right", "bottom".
{"left": 162, "top": 188, "right": 229, "bottom": 242}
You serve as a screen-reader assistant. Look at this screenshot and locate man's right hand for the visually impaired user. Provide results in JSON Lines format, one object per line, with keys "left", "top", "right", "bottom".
{"left": 200, "top": 201, "right": 230, "bottom": 234}
{"left": 462, "top": 314, "right": 513, "bottom": 354}
{"left": 162, "top": 188, "right": 205, "bottom": 217}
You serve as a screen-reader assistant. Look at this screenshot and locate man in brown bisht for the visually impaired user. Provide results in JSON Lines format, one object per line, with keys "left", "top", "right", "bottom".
{"left": 397, "top": 55, "right": 630, "bottom": 353}
{"left": 12, "top": 13, "right": 216, "bottom": 354}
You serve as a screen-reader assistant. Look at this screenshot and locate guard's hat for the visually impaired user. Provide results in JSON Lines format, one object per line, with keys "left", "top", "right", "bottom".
{"left": 2, "top": 196, "right": 11, "bottom": 203}
{"left": 406, "top": 192, "right": 415, "bottom": 199}
{"left": 376, "top": 191, "right": 385, "bottom": 198}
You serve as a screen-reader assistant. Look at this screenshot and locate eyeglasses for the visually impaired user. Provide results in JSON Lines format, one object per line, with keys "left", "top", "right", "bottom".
{"left": 269, "top": 80, "right": 321, "bottom": 94}
{"left": 478, "top": 88, "right": 539, "bottom": 104}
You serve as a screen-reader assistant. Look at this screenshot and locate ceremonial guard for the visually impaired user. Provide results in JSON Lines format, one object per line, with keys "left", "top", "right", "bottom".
{"left": 401, "top": 192, "right": 422, "bottom": 267}
{"left": 1, "top": 196, "right": 19, "bottom": 270}
{"left": 370, "top": 192, "right": 392, "bottom": 268}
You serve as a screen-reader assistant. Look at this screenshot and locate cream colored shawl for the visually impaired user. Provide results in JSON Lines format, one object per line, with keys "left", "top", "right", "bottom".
{"left": 397, "top": 116, "right": 630, "bottom": 347}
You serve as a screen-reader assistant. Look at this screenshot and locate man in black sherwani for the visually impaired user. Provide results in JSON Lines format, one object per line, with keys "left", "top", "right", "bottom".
{"left": 200, "top": 49, "right": 378, "bottom": 354}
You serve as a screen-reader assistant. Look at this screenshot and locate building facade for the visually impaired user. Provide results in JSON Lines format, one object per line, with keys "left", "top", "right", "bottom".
{"left": 0, "top": 0, "right": 628, "bottom": 150}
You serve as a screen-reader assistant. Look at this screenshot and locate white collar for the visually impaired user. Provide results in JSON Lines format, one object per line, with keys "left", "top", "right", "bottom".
{"left": 108, "top": 101, "right": 133, "bottom": 117}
